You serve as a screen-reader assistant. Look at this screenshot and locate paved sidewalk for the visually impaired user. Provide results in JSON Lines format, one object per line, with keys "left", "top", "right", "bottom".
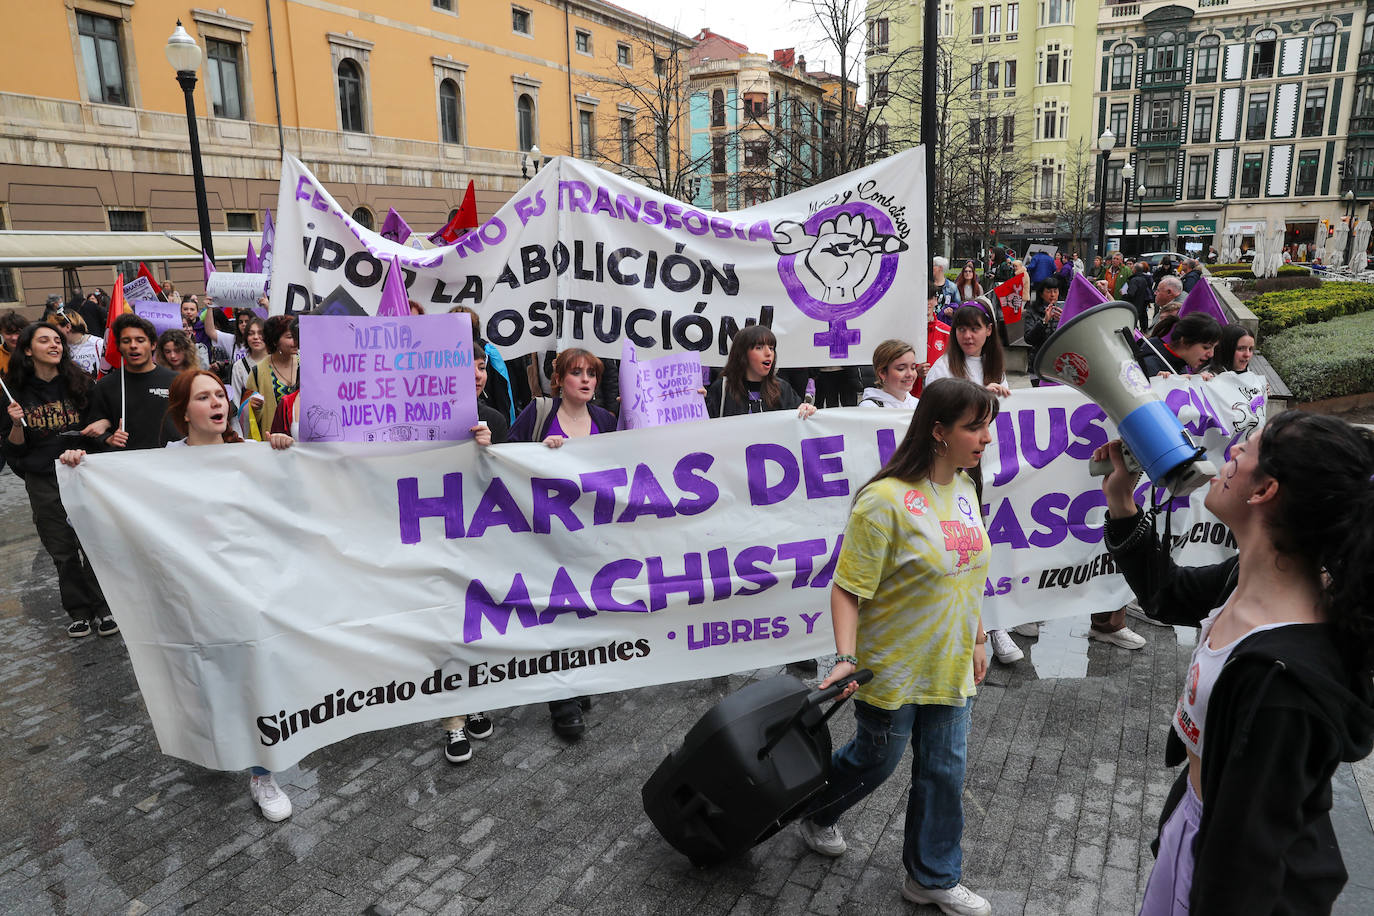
{"left": 0, "top": 473, "right": 1369, "bottom": 915}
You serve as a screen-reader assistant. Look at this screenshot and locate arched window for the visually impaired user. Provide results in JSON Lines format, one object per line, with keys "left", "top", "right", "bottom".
{"left": 517, "top": 93, "right": 535, "bottom": 151}
{"left": 1152, "top": 31, "right": 1179, "bottom": 72}
{"left": 338, "top": 59, "right": 364, "bottom": 133}
{"left": 440, "top": 78, "right": 461, "bottom": 144}
{"left": 1310, "top": 22, "right": 1337, "bottom": 73}
{"left": 1110, "top": 43, "right": 1133, "bottom": 89}
{"left": 711, "top": 89, "right": 725, "bottom": 127}
{"left": 1196, "top": 33, "right": 1221, "bottom": 82}
{"left": 1252, "top": 28, "right": 1278, "bottom": 79}
{"left": 351, "top": 207, "right": 374, "bottom": 230}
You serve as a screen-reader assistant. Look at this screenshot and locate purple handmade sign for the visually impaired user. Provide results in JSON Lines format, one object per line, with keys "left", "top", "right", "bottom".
{"left": 299, "top": 313, "right": 477, "bottom": 443}
{"left": 618, "top": 341, "right": 708, "bottom": 429}
{"left": 133, "top": 300, "right": 183, "bottom": 337}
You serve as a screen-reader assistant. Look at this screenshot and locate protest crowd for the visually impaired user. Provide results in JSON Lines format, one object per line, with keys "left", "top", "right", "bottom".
{"left": 2, "top": 227, "right": 1372, "bottom": 916}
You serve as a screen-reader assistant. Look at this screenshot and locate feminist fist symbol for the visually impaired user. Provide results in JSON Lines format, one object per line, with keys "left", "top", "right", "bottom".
{"left": 774, "top": 213, "right": 908, "bottom": 302}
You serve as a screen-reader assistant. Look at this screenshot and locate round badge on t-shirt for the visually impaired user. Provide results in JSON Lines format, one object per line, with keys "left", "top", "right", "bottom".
{"left": 903, "top": 489, "right": 928, "bottom": 516}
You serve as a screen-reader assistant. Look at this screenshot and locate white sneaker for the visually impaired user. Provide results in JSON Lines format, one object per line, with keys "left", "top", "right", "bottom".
{"left": 902, "top": 877, "right": 991, "bottom": 916}
{"left": 798, "top": 818, "right": 846, "bottom": 856}
{"left": 988, "top": 629, "right": 1023, "bottom": 664}
{"left": 248, "top": 773, "right": 292, "bottom": 822}
{"left": 1089, "top": 625, "right": 1147, "bottom": 650}
{"left": 1010, "top": 622, "right": 1040, "bottom": 638}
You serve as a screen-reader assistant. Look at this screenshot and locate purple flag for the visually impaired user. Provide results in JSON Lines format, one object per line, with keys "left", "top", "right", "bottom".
{"left": 1171, "top": 278, "right": 1228, "bottom": 340}
{"left": 1059, "top": 271, "right": 1109, "bottom": 326}
{"left": 202, "top": 251, "right": 215, "bottom": 282}
{"left": 376, "top": 255, "right": 410, "bottom": 317}
{"left": 380, "top": 208, "right": 412, "bottom": 245}
{"left": 245, "top": 240, "right": 261, "bottom": 274}
{"left": 259, "top": 209, "right": 275, "bottom": 279}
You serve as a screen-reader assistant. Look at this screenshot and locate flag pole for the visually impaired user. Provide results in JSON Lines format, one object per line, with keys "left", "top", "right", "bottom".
{"left": 0, "top": 378, "right": 26, "bottom": 426}
{"left": 120, "top": 366, "right": 126, "bottom": 433}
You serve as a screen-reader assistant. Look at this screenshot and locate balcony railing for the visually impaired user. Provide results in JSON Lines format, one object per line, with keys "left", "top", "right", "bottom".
{"left": 1360, "top": 49, "right": 1374, "bottom": 69}
{"left": 1139, "top": 127, "right": 1182, "bottom": 147}
{"left": 1142, "top": 67, "right": 1185, "bottom": 88}
{"left": 1143, "top": 183, "right": 1176, "bottom": 202}
{"left": 1111, "top": 5, "right": 1141, "bottom": 18}
{"left": 1352, "top": 115, "right": 1374, "bottom": 136}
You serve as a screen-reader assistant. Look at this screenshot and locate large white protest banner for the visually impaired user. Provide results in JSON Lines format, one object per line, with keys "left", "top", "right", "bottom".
{"left": 59, "top": 375, "right": 1263, "bottom": 771}
{"left": 270, "top": 151, "right": 926, "bottom": 367}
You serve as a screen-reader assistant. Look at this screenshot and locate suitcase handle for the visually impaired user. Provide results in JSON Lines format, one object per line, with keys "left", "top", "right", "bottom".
{"left": 758, "top": 668, "right": 873, "bottom": 761}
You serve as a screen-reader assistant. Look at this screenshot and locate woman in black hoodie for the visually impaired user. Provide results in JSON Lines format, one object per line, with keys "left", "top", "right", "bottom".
{"left": 2, "top": 322, "right": 113, "bottom": 638}
{"left": 1095, "top": 412, "right": 1374, "bottom": 914}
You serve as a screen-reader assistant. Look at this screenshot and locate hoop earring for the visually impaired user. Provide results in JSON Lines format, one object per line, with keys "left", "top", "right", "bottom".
{"left": 934, "top": 439, "right": 949, "bottom": 457}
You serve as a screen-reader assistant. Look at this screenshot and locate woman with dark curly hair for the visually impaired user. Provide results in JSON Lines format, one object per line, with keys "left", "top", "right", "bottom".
{"left": 1096, "top": 412, "right": 1374, "bottom": 914}
{"left": 157, "top": 329, "right": 200, "bottom": 372}
{"left": 241, "top": 315, "right": 299, "bottom": 439}
{"left": 1, "top": 322, "right": 113, "bottom": 638}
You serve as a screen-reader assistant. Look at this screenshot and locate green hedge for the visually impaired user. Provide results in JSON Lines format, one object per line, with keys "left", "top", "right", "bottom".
{"left": 1247, "top": 283, "right": 1374, "bottom": 336}
{"left": 1264, "top": 309, "right": 1374, "bottom": 401}
{"left": 1209, "top": 264, "right": 1310, "bottom": 279}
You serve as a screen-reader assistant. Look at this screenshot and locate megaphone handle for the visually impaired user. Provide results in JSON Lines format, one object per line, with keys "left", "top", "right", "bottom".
{"left": 1088, "top": 443, "right": 1144, "bottom": 478}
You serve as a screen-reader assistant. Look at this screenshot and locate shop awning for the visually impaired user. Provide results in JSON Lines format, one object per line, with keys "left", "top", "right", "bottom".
{"left": 1175, "top": 220, "right": 1216, "bottom": 236}
{"left": 1107, "top": 221, "right": 1170, "bottom": 235}
{"left": 0, "top": 231, "right": 254, "bottom": 267}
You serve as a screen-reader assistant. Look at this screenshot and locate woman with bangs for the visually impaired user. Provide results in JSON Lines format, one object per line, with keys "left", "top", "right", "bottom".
{"left": 798, "top": 378, "right": 996, "bottom": 916}
{"left": 157, "top": 329, "right": 201, "bottom": 373}
{"left": 705, "top": 325, "right": 817, "bottom": 419}
{"left": 922, "top": 304, "right": 1012, "bottom": 399}
{"left": 61, "top": 369, "right": 294, "bottom": 821}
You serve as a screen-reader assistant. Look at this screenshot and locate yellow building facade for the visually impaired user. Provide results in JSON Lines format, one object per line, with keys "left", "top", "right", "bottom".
{"left": 0, "top": 0, "right": 688, "bottom": 307}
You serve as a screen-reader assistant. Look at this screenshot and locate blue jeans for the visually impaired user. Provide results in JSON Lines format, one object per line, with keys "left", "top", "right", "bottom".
{"left": 806, "top": 699, "right": 972, "bottom": 889}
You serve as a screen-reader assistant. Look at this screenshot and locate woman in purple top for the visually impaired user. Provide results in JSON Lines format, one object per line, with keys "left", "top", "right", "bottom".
{"left": 507, "top": 348, "right": 617, "bottom": 739}
{"left": 508, "top": 348, "right": 617, "bottom": 446}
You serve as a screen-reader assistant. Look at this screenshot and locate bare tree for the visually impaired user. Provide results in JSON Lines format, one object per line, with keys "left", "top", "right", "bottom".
{"left": 1053, "top": 137, "right": 1096, "bottom": 256}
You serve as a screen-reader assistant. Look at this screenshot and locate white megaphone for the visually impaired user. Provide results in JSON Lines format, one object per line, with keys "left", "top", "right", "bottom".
{"left": 1031, "top": 301, "right": 1216, "bottom": 496}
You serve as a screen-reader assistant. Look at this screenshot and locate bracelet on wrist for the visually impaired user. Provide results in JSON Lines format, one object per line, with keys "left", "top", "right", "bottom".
{"left": 835, "top": 654, "right": 858, "bottom": 666}
{"left": 975, "top": 634, "right": 987, "bottom": 645}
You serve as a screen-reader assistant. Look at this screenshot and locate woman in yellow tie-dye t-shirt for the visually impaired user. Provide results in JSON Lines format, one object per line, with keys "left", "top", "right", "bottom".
{"left": 798, "top": 377, "right": 999, "bottom": 916}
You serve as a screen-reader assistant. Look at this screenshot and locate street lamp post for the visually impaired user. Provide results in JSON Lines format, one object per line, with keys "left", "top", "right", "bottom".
{"left": 1344, "top": 189, "right": 1359, "bottom": 267}
{"left": 1094, "top": 128, "right": 1117, "bottom": 262}
{"left": 1120, "top": 162, "right": 1135, "bottom": 259}
{"left": 165, "top": 21, "right": 214, "bottom": 264}
{"left": 1135, "top": 183, "right": 1146, "bottom": 258}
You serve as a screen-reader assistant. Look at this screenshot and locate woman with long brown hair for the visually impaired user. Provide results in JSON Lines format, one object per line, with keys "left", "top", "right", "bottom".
{"left": 705, "top": 324, "right": 816, "bottom": 419}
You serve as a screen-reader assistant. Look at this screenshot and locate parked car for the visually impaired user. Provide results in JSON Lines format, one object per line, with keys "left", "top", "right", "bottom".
{"left": 1140, "top": 251, "right": 1187, "bottom": 267}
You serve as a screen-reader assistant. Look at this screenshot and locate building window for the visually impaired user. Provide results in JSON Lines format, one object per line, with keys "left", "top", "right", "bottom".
{"left": 619, "top": 116, "right": 635, "bottom": 165}
{"left": 1002, "top": 115, "right": 1015, "bottom": 150}
{"left": 1302, "top": 87, "right": 1328, "bottom": 137}
{"left": 1190, "top": 97, "right": 1213, "bottom": 143}
{"left": 971, "top": 63, "right": 983, "bottom": 92}
{"left": 1144, "top": 153, "right": 1173, "bottom": 198}
{"left": 1110, "top": 44, "right": 1132, "bottom": 89}
{"left": 1039, "top": 44, "right": 1061, "bottom": 84}
{"left": 1109, "top": 103, "right": 1128, "bottom": 142}
{"left": 512, "top": 6, "right": 531, "bottom": 36}
{"left": 1105, "top": 160, "right": 1123, "bottom": 201}
{"left": 226, "top": 211, "right": 256, "bottom": 232}
{"left": 972, "top": 7, "right": 984, "bottom": 35}
{"left": 617, "top": 43, "right": 632, "bottom": 66}
{"left": 338, "top": 59, "right": 365, "bottom": 132}
{"left": 1294, "top": 150, "right": 1320, "bottom": 195}
{"left": 744, "top": 92, "right": 767, "bottom": 119}
{"left": 108, "top": 209, "right": 146, "bottom": 232}
{"left": 575, "top": 29, "right": 590, "bottom": 55}
{"left": 516, "top": 92, "right": 535, "bottom": 150}
{"left": 989, "top": 6, "right": 1000, "bottom": 35}
{"left": 1149, "top": 97, "right": 1178, "bottom": 131}
{"left": 987, "top": 61, "right": 999, "bottom": 90}
{"left": 968, "top": 118, "right": 980, "bottom": 146}
{"left": 1309, "top": 23, "right": 1336, "bottom": 74}
{"left": 1187, "top": 156, "right": 1209, "bottom": 199}
{"left": 1007, "top": 3, "right": 1019, "bottom": 33}
{"left": 712, "top": 136, "right": 726, "bottom": 173}
{"left": 433, "top": 0, "right": 454, "bottom": 10}
{"left": 77, "top": 13, "right": 128, "bottom": 106}
{"left": 1245, "top": 93, "right": 1269, "bottom": 140}
{"left": 711, "top": 89, "right": 725, "bottom": 127}
{"left": 1004, "top": 60, "right": 1017, "bottom": 88}
{"left": 1195, "top": 35, "right": 1219, "bottom": 82}
{"left": 206, "top": 39, "right": 244, "bottom": 120}
{"left": 578, "top": 109, "right": 595, "bottom": 158}
{"left": 654, "top": 56, "right": 666, "bottom": 78}
{"left": 868, "top": 72, "right": 889, "bottom": 104}
{"left": 744, "top": 140, "right": 769, "bottom": 167}
{"left": 656, "top": 120, "right": 669, "bottom": 172}
{"left": 440, "top": 79, "right": 461, "bottom": 143}
{"left": 1240, "top": 152, "right": 1264, "bottom": 197}
{"left": 1040, "top": 100, "right": 1059, "bottom": 139}
{"left": 351, "top": 207, "right": 374, "bottom": 230}
{"left": 1251, "top": 29, "right": 1277, "bottom": 80}
{"left": 867, "top": 17, "right": 889, "bottom": 53}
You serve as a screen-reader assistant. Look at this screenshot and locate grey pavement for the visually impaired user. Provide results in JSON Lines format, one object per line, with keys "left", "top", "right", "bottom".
{"left": 1, "top": 471, "right": 1370, "bottom": 916}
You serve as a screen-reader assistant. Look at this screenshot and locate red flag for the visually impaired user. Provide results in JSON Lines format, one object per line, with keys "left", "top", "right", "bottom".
{"left": 914, "top": 319, "right": 953, "bottom": 396}
{"left": 990, "top": 276, "right": 1025, "bottom": 323}
{"left": 101, "top": 273, "right": 134, "bottom": 372}
{"left": 136, "top": 262, "right": 166, "bottom": 302}
{"left": 428, "top": 180, "right": 478, "bottom": 244}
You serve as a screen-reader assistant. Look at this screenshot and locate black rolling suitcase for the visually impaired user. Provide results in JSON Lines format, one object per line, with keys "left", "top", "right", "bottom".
{"left": 642, "top": 669, "right": 872, "bottom": 866}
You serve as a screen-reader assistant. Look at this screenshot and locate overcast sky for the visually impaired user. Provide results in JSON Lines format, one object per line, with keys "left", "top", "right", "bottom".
{"left": 618, "top": 0, "right": 855, "bottom": 74}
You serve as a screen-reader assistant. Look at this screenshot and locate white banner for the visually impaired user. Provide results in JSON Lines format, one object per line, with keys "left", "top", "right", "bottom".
{"left": 270, "top": 152, "right": 927, "bottom": 367}
{"left": 58, "top": 375, "right": 1263, "bottom": 771}
{"left": 206, "top": 271, "right": 268, "bottom": 306}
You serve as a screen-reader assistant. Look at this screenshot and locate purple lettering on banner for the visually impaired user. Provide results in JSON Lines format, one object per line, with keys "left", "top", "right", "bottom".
{"left": 579, "top": 467, "right": 629, "bottom": 524}
{"left": 590, "top": 559, "right": 648, "bottom": 613}
{"left": 800, "top": 435, "right": 849, "bottom": 499}
{"left": 530, "top": 477, "right": 585, "bottom": 534}
{"left": 133, "top": 300, "right": 183, "bottom": 338}
{"left": 397, "top": 474, "right": 464, "bottom": 544}
{"left": 299, "top": 314, "right": 477, "bottom": 443}
{"left": 1019, "top": 408, "right": 1069, "bottom": 469}
{"left": 1066, "top": 403, "right": 1110, "bottom": 459}
{"left": 745, "top": 443, "right": 799, "bottom": 506}
{"left": 876, "top": 427, "right": 899, "bottom": 465}
{"left": 705, "top": 547, "right": 732, "bottom": 600}
{"left": 671, "top": 452, "right": 718, "bottom": 515}
{"left": 538, "top": 568, "right": 596, "bottom": 623}
{"left": 647, "top": 553, "right": 705, "bottom": 611}
{"left": 1028, "top": 492, "right": 1071, "bottom": 548}
{"left": 991, "top": 412, "right": 1020, "bottom": 487}
{"left": 463, "top": 575, "right": 538, "bottom": 643}
{"left": 777, "top": 538, "right": 829, "bottom": 587}
{"left": 466, "top": 478, "right": 533, "bottom": 538}
{"left": 733, "top": 546, "right": 778, "bottom": 596}
{"left": 618, "top": 464, "right": 676, "bottom": 522}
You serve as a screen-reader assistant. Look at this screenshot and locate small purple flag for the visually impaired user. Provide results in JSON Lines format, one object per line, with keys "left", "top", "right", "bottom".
{"left": 1059, "top": 271, "right": 1109, "bottom": 326}
{"left": 244, "top": 240, "right": 261, "bottom": 274}
{"left": 202, "top": 251, "right": 216, "bottom": 282}
{"left": 376, "top": 255, "right": 410, "bottom": 317}
{"left": 380, "top": 208, "right": 413, "bottom": 245}
{"left": 1169, "top": 278, "right": 1228, "bottom": 343}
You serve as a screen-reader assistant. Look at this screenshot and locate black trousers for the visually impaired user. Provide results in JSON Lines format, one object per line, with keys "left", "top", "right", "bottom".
{"left": 813, "top": 367, "right": 861, "bottom": 408}
{"left": 24, "top": 473, "right": 109, "bottom": 622}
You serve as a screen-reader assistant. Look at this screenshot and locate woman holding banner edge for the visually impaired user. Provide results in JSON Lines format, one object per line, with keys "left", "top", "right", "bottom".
{"left": 798, "top": 378, "right": 995, "bottom": 916}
